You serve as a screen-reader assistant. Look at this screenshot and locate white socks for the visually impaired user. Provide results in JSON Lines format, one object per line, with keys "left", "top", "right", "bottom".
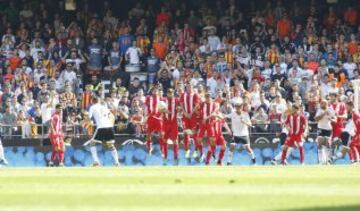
{"left": 90, "top": 146, "right": 100, "bottom": 164}
{"left": 0, "top": 140, "right": 4, "bottom": 160}
{"left": 111, "top": 149, "right": 119, "bottom": 165}
{"left": 319, "top": 146, "right": 328, "bottom": 164}
{"left": 248, "top": 151, "right": 255, "bottom": 159}
{"left": 227, "top": 151, "right": 233, "bottom": 163}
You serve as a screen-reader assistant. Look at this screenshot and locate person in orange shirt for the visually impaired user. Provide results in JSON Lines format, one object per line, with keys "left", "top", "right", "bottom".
{"left": 3, "top": 66, "right": 15, "bottom": 83}
{"left": 153, "top": 36, "right": 168, "bottom": 60}
{"left": 266, "top": 44, "right": 279, "bottom": 65}
{"left": 277, "top": 13, "right": 292, "bottom": 40}
{"left": 9, "top": 50, "right": 21, "bottom": 71}
{"left": 81, "top": 84, "right": 93, "bottom": 111}
{"left": 323, "top": 7, "right": 337, "bottom": 30}
{"left": 307, "top": 53, "right": 319, "bottom": 74}
{"left": 156, "top": 7, "right": 170, "bottom": 26}
{"left": 265, "top": 10, "right": 275, "bottom": 27}
{"left": 336, "top": 71, "right": 347, "bottom": 88}
{"left": 136, "top": 33, "right": 150, "bottom": 55}
{"left": 347, "top": 34, "right": 358, "bottom": 56}
{"left": 344, "top": 6, "right": 358, "bottom": 27}
{"left": 47, "top": 59, "right": 62, "bottom": 78}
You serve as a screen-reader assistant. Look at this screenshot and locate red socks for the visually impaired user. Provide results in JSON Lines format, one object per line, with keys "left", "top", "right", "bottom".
{"left": 218, "top": 149, "right": 225, "bottom": 163}
{"left": 58, "top": 151, "right": 64, "bottom": 163}
{"left": 281, "top": 149, "right": 287, "bottom": 164}
{"left": 205, "top": 145, "right": 216, "bottom": 164}
{"left": 51, "top": 151, "right": 57, "bottom": 162}
{"left": 173, "top": 144, "right": 178, "bottom": 160}
{"left": 163, "top": 142, "right": 168, "bottom": 159}
{"left": 184, "top": 134, "right": 190, "bottom": 151}
{"left": 299, "top": 146, "right": 304, "bottom": 164}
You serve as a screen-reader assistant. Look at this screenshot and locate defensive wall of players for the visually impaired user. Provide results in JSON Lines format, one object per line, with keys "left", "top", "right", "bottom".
{"left": 0, "top": 122, "right": 351, "bottom": 166}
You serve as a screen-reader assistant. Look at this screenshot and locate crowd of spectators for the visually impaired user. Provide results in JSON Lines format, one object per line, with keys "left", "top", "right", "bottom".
{"left": 0, "top": 0, "right": 360, "bottom": 139}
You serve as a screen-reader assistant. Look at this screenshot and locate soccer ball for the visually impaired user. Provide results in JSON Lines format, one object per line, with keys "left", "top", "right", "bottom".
{"left": 157, "top": 101, "right": 168, "bottom": 112}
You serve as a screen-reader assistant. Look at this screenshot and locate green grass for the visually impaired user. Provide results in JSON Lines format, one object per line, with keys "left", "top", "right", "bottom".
{"left": 0, "top": 166, "right": 360, "bottom": 211}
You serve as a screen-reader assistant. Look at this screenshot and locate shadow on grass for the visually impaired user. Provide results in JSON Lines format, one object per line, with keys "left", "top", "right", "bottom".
{"left": 289, "top": 205, "right": 360, "bottom": 211}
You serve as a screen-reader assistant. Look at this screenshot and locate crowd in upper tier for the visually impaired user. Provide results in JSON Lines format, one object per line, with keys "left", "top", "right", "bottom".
{"left": 0, "top": 0, "right": 359, "bottom": 138}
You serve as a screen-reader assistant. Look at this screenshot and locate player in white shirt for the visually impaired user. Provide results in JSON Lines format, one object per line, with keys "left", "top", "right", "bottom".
{"left": 87, "top": 96, "right": 119, "bottom": 167}
{"left": 225, "top": 103, "right": 256, "bottom": 165}
{"left": 315, "top": 100, "right": 337, "bottom": 164}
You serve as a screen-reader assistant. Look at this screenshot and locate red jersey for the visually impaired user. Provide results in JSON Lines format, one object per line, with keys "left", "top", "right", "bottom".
{"left": 145, "top": 95, "right": 164, "bottom": 120}
{"left": 50, "top": 113, "right": 63, "bottom": 137}
{"left": 330, "top": 102, "right": 346, "bottom": 125}
{"left": 285, "top": 113, "right": 306, "bottom": 136}
{"left": 164, "top": 97, "right": 179, "bottom": 122}
{"left": 352, "top": 112, "right": 360, "bottom": 132}
{"left": 199, "top": 101, "right": 218, "bottom": 124}
{"left": 180, "top": 92, "right": 199, "bottom": 115}
{"left": 214, "top": 118, "right": 225, "bottom": 137}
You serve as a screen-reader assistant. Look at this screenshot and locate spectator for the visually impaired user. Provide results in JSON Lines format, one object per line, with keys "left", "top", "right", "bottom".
{"left": 146, "top": 48, "right": 160, "bottom": 84}
{"left": 277, "top": 13, "right": 292, "bottom": 40}
{"left": 104, "top": 42, "right": 122, "bottom": 76}
{"left": 126, "top": 41, "right": 141, "bottom": 65}
{"left": 59, "top": 63, "right": 77, "bottom": 91}
{"left": 1, "top": 105, "right": 17, "bottom": 137}
{"left": 85, "top": 37, "right": 102, "bottom": 75}
{"left": 252, "top": 107, "right": 269, "bottom": 132}
{"left": 153, "top": 36, "right": 168, "bottom": 60}
{"left": 118, "top": 27, "right": 134, "bottom": 56}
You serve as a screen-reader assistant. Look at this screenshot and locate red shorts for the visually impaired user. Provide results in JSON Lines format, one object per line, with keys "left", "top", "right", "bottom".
{"left": 183, "top": 116, "right": 198, "bottom": 130}
{"left": 332, "top": 127, "right": 343, "bottom": 139}
{"left": 285, "top": 134, "right": 302, "bottom": 147}
{"left": 50, "top": 134, "right": 64, "bottom": 150}
{"left": 197, "top": 123, "right": 215, "bottom": 139}
{"left": 147, "top": 117, "right": 163, "bottom": 134}
{"left": 164, "top": 120, "right": 178, "bottom": 141}
{"left": 350, "top": 135, "right": 360, "bottom": 147}
{"left": 216, "top": 135, "right": 226, "bottom": 146}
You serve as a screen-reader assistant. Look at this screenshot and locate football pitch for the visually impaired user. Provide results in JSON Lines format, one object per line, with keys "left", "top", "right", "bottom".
{"left": 0, "top": 166, "right": 359, "bottom": 211}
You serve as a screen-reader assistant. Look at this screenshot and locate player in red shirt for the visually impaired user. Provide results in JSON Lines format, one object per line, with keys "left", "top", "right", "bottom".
{"left": 281, "top": 105, "right": 307, "bottom": 165}
{"left": 346, "top": 101, "right": 360, "bottom": 163}
{"left": 163, "top": 88, "right": 180, "bottom": 165}
{"left": 195, "top": 91, "right": 218, "bottom": 163}
{"left": 329, "top": 92, "right": 347, "bottom": 141}
{"left": 212, "top": 113, "right": 232, "bottom": 165}
{"left": 145, "top": 86, "right": 166, "bottom": 155}
{"left": 180, "top": 83, "right": 200, "bottom": 161}
{"left": 49, "top": 104, "right": 65, "bottom": 167}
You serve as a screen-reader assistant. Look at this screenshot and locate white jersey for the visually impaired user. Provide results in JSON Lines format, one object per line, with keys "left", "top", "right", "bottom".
{"left": 88, "top": 103, "right": 114, "bottom": 128}
{"left": 226, "top": 111, "right": 251, "bottom": 137}
{"left": 315, "top": 108, "right": 336, "bottom": 130}
{"left": 281, "top": 112, "right": 289, "bottom": 134}
{"left": 344, "top": 118, "right": 356, "bottom": 136}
